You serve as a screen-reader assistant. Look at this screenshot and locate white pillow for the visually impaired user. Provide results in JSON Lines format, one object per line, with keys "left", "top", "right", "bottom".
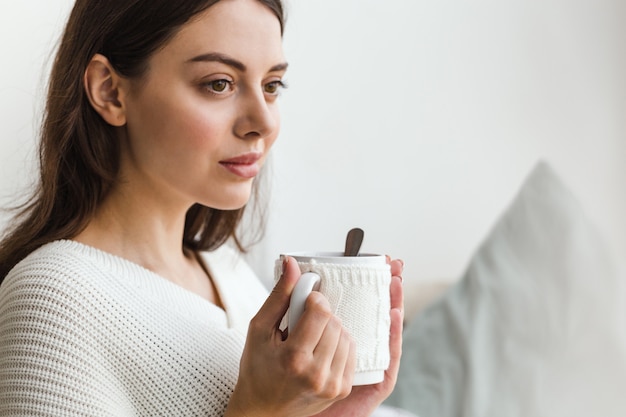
{"left": 386, "top": 162, "right": 626, "bottom": 417}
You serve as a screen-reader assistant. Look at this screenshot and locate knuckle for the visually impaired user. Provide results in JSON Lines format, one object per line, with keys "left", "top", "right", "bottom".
{"left": 282, "top": 356, "right": 333, "bottom": 396}
{"left": 328, "top": 314, "right": 342, "bottom": 328}
{"left": 320, "top": 376, "right": 351, "bottom": 400}
{"left": 307, "top": 291, "right": 331, "bottom": 312}
{"left": 338, "top": 381, "right": 352, "bottom": 399}
{"left": 306, "top": 369, "right": 329, "bottom": 394}
{"left": 341, "top": 327, "right": 356, "bottom": 347}
{"left": 282, "top": 347, "right": 310, "bottom": 375}
{"left": 248, "top": 308, "right": 275, "bottom": 335}
{"left": 314, "top": 308, "right": 333, "bottom": 324}
{"left": 247, "top": 314, "right": 263, "bottom": 335}
{"left": 322, "top": 379, "right": 342, "bottom": 399}
{"left": 249, "top": 308, "right": 261, "bottom": 323}
{"left": 309, "top": 307, "right": 334, "bottom": 325}
{"left": 340, "top": 326, "right": 354, "bottom": 345}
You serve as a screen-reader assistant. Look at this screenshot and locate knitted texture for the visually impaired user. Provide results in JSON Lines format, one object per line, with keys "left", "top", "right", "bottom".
{"left": 276, "top": 259, "right": 391, "bottom": 375}
{"left": 0, "top": 240, "right": 268, "bottom": 416}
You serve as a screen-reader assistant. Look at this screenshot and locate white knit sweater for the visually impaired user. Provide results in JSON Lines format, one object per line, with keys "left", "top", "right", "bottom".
{"left": 0, "top": 240, "right": 269, "bottom": 416}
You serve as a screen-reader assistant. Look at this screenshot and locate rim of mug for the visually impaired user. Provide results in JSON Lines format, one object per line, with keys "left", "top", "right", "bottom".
{"left": 282, "top": 252, "right": 386, "bottom": 264}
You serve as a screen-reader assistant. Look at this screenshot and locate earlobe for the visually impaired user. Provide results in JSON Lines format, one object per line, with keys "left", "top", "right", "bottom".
{"left": 84, "top": 54, "right": 127, "bottom": 127}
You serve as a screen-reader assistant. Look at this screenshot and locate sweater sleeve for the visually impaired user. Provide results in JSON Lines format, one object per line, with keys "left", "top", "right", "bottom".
{"left": 0, "top": 262, "right": 134, "bottom": 416}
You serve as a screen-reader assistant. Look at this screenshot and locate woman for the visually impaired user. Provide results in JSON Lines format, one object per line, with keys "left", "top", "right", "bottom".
{"left": 0, "top": 0, "right": 404, "bottom": 416}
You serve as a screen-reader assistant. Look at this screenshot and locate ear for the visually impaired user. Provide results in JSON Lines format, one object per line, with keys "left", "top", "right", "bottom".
{"left": 84, "top": 54, "right": 127, "bottom": 127}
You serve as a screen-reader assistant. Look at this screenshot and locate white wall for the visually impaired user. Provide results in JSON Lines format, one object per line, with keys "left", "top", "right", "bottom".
{"left": 0, "top": 1, "right": 74, "bottom": 217}
{"left": 256, "top": 0, "right": 626, "bottom": 293}
{"left": 2, "top": 1, "right": 625, "bottom": 303}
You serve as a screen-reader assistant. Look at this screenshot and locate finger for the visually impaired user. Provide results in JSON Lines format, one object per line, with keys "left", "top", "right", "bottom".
{"left": 390, "top": 275, "right": 404, "bottom": 317}
{"left": 319, "top": 327, "right": 354, "bottom": 400}
{"left": 338, "top": 331, "right": 356, "bottom": 391}
{"left": 252, "top": 256, "right": 301, "bottom": 335}
{"left": 382, "top": 276, "right": 404, "bottom": 387}
{"left": 288, "top": 291, "right": 333, "bottom": 349}
{"left": 308, "top": 315, "right": 344, "bottom": 388}
{"left": 312, "top": 314, "right": 342, "bottom": 361}
{"left": 389, "top": 259, "right": 404, "bottom": 277}
{"left": 385, "top": 307, "right": 403, "bottom": 383}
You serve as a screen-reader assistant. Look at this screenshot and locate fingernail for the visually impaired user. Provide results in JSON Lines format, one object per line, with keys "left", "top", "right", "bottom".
{"left": 282, "top": 256, "right": 289, "bottom": 274}
{"left": 399, "top": 259, "right": 405, "bottom": 269}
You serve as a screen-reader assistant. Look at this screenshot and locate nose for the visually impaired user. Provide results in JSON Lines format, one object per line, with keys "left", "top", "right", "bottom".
{"left": 233, "top": 88, "right": 279, "bottom": 140}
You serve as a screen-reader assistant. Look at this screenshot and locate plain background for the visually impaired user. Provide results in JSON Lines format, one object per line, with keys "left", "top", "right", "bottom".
{"left": 1, "top": 0, "right": 625, "bottom": 306}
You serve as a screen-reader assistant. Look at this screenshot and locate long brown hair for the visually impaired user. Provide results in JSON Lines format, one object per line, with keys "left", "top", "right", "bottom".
{"left": 0, "top": 0, "right": 285, "bottom": 282}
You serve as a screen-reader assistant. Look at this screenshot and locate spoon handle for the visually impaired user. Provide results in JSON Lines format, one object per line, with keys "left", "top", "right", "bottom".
{"left": 344, "top": 227, "right": 364, "bottom": 257}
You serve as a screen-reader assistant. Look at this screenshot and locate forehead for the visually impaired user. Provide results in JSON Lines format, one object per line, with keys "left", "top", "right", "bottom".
{"left": 158, "top": 0, "right": 284, "bottom": 66}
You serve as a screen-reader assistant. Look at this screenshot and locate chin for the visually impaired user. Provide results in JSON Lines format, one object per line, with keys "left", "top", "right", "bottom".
{"left": 196, "top": 179, "right": 258, "bottom": 211}
{"left": 202, "top": 192, "right": 252, "bottom": 211}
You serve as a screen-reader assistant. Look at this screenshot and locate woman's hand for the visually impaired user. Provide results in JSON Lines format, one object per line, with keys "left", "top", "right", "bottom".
{"left": 225, "top": 256, "right": 356, "bottom": 417}
{"left": 312, "top": 257, "right": 405, "bottom": 417}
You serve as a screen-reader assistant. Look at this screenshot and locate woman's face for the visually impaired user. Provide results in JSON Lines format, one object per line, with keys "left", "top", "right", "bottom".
{"left": 120, "top": 0, "right": 286, "bottom": 211}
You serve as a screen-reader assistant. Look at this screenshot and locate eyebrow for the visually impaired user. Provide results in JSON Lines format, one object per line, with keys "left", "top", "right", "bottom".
{"left": 187, "top": 52, "right": 288, "bottom": 73}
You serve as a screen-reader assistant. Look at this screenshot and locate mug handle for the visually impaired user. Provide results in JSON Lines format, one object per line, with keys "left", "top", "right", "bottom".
{"left": 288, "top": 272, "right": 321, "bottom": 332}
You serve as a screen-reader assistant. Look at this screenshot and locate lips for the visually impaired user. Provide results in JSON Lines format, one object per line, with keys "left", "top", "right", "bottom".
{"left": 219, "top": 152, "right": 263, "bottom": 179}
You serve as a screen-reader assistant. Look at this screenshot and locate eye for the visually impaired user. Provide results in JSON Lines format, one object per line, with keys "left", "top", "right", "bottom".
{"left": 204, "top": 79, "right": 233, "bottom": 94}
{"left": 264, "top": 80, "right": 287, "bottom": 95}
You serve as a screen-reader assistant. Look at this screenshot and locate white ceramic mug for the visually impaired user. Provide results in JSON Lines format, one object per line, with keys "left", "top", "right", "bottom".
{"left": 275, "top": 252, "right": 391, "bottom": 386}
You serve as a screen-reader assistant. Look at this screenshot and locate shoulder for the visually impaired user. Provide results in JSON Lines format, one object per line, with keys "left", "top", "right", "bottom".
{"left": 0, "top": 241, "right": 98, "bottom": 315}
{"left": 0, "top": 239, "right": 147, "bottom": 360}
{"left": 1, "top": 240, "right": 103, "bottom": 294}
{"left": 0, "top": 240, "right": 106, "bottom": 358}
{"left": 3, "top": 240, "right": 90, "bottom": 287}
{"left": 0, "top": 240, "right": 127, "bottom": 323}
{"left": 0, "top": 241, "right": 132, "bottom": 414}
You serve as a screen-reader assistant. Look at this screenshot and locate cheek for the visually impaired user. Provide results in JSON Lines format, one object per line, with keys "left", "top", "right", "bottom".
{"left": 141, "top": 100, "right": 228, "bottom": 154}
{"left": 178, "top": 112, "right": 223, "bottom": 150}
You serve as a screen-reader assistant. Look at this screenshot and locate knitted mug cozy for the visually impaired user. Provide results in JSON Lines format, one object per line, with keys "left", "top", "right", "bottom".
{"left": 275, "top": 255, "right": 391, "bottom": 385}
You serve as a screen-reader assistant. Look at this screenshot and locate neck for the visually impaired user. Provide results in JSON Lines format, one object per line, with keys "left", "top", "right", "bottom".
{"left": 74, "top": 182, "right": 193, "bottom": 278}
{"left": 72, "top": 156, "right": 226, "bottom": 306}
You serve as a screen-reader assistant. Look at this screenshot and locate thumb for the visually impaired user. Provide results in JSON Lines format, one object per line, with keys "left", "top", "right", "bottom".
{"left": 254, "top": 256, "right": 301, "bottom": 332}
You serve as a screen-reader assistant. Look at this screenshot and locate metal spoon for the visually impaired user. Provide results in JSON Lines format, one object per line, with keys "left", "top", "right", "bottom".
{"left": 344, "top": 227, "right": 364, "bottom": 257}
